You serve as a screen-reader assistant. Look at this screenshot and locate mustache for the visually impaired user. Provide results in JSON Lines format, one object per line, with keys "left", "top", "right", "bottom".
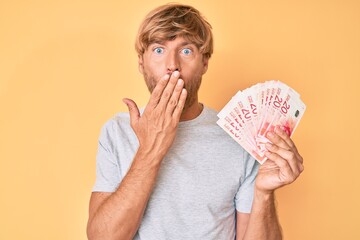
{"left": 147, "top": 74, "right": 188, "bottom": 92}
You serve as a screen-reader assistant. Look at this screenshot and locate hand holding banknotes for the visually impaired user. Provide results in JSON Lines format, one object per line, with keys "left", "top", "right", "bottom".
{"left": 255, "top": 126, "right": 304, "bottom": 194}
{"left": 217, "top": 80, "right": 306, "bottom": 193}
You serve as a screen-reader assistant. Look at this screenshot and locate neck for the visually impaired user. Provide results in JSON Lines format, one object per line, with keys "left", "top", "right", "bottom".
{"left": 179, "top": 99, "right": 203, "bottom": 122}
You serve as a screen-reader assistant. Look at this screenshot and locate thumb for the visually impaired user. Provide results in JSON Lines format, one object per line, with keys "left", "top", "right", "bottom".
{"left": 122, "top": 98, "right": 140, "bottom": 126}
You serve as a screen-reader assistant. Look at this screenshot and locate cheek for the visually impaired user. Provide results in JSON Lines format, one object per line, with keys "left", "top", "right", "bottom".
{"left": 145, "top": 61, "right": 167, "bottom": 78}
{"left": 181, "top": 63, "right": 204, "bottom": 79}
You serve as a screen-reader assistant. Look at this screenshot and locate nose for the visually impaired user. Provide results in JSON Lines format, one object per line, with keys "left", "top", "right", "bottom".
{"left": 166, "top": 51, "right": 181, "bottom": 74}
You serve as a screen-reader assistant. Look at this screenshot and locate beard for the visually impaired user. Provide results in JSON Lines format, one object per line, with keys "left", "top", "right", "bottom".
{"left": 143, "top": 71, "right": 202, "bottom": 110}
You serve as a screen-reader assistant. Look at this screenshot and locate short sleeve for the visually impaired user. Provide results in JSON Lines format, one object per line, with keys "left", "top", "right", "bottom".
{"left": 235, "top": 150, "right": 259, "bottom": 213}
{"left": 92, "top": 120, "right": 121, "bottom": 192}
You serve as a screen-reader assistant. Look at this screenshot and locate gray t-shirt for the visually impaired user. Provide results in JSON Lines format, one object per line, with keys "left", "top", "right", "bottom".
{"left": 93, "top": 105, "right": 259, "bottom": 240}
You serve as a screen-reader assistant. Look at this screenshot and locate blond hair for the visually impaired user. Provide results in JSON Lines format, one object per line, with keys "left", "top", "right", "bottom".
{"left": 135, "top": 3, "right": 214, "bottom": 59}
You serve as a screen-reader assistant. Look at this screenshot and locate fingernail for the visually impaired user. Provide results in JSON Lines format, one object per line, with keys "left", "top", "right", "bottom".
{"left": 173, "top": 71, "right": 179, "bottom": 77}
{"left": 267, "top": 132, "right": 274, "bottom": 138}
{"left": 275, "top": 126, "right": 283, "bottom": 133}
{"left": 163, "top": 74, "right": 170, "bottom": 80}
{"left": 274, "top": 128, "right": 280, "bottom": 134}
{"left": 177, "top": 79, "right": 183, "bottom": 86}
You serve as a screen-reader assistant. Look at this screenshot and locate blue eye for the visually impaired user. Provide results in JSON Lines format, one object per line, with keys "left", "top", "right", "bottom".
{"left": 154, "top": 47, "right": 164, "bottom": 54}
{"left": 182, "top": 48, "right": 192, "bottom": 55}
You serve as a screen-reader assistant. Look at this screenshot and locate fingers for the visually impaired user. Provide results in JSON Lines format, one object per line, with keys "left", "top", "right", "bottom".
{"left": 267, "top": 126, "right": 303, "bottom": 163}
{"left": 145, "top": 71, "right": 185, "bottom": 118}
{"left": 264, "top": 152, "right": 295, "bottom": 184}
{"left": 147, "top": 74, "right": 170, "bottom": 109}
{"left": 265, "top": 127, "right": 304, "bottom": 183}
{"left": 172, "top": 88, "right": 187, "bottom": 120}
{"left": 157, "top": 71, "right": 181, "bottom": 107}
{"left": 122, "top": 98, "right": 140, "bottom": 127}
{"left": 265, "top": 143, "right": 302, "bottom": 177}
{"left": 266, "top": 129, "right": 290, "bottom": 151}
{"left": 146, "top": 71, "right": 182, "bottom": 113}
{"left": 166, "top": 78, "right": 185, "bottom": 115}
{"left": 275, "top": 126, "right": 297, "bottom": 151}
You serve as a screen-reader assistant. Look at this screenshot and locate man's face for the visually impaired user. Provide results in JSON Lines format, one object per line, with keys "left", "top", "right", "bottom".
{"left": 138, "top": 36, "right": 209, "bottom": 109}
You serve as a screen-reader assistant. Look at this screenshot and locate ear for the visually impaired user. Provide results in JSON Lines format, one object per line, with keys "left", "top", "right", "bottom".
{"left": 138, "top": 55, "right": 144, "bottom": 74}
{"left": 202, "top": 57, "right": 209, "bottom": 75}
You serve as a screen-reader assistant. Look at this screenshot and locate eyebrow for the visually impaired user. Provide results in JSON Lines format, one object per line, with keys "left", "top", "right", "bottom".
{"left": 179, "top": 41, "right": 194, "bottom": 47}
{"left": 150, "top": 41, "right": 196, "bottom": 47}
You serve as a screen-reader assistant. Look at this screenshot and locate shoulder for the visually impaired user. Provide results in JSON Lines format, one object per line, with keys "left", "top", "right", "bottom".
{"left": 97, "top": 111, "right": 135, "bottom": 150}
{"left": 100, "top": 112, "right": 131, "bottom": 134}
{"left": 199, "top": 105, "right": 232, "bottom": 136}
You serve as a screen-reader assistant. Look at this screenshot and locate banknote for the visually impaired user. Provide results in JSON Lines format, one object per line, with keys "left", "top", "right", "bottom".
{"left": 217, "top": 80, "right": 306, "bottom": 164}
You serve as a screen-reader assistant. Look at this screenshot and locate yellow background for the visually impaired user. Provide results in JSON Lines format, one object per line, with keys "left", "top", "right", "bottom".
{"left": 1, "top": 0, "right": 359, "bottom": 239}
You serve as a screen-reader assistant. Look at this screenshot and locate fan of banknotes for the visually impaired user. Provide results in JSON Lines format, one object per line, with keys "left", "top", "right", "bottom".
{"left": 217, "top": 80, "right": 306, "bottom": 164}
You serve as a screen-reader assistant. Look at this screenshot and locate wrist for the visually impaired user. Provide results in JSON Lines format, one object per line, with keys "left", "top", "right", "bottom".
{"left": 135, "top": 146, "right": 165, "bottom": 167}
{"left": 254, "top": 188, "right": 275, "bottom": 203}
{"left": 251, "top": 189, "right": 278, "bottom": 217}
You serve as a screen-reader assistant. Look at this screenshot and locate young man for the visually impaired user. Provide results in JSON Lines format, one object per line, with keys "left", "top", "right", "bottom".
{"left": 87, "top": 4, "right": 304, "bottom": 240}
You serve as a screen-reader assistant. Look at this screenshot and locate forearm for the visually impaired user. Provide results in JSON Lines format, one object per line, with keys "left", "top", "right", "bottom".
{"left": 243, "top": 190, "right": 282, "bottom": 240}
{"left": 87, "top": 149, "right": 163, "bottom": 240}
